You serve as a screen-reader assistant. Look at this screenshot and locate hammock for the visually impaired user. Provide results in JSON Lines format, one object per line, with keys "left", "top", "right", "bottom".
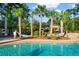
{"left": 17, "top": 32, "right": 32, "bottom": 37}
{"left": 21, "top": 34, "right": 32, "bottom": 37}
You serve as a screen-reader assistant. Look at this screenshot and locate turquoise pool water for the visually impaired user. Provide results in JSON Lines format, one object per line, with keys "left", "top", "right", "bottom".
{"left": 0, "top": 43, "right": 79, "bottom": 56}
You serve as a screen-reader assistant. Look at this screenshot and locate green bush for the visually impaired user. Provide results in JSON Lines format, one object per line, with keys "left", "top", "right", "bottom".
{"left": 47, "top": 34, "right": 57, "bottom": 40}
{"left": 34, "top": 31, "right": 39, "bottom": 36}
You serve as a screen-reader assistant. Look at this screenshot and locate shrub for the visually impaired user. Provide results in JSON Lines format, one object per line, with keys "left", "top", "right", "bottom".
{"left": 34, "top": 31, "right": 39, "bottom": 36}
{"left": 47, "top": 34, "right": 57, "bottom": 40}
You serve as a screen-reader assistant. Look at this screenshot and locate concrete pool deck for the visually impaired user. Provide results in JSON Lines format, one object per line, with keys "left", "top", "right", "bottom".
{"left": 0, "top": 38, "right": 79, "bottom": 46}
{"left": 0, "top": 33, "right": 79, "bottom": 46}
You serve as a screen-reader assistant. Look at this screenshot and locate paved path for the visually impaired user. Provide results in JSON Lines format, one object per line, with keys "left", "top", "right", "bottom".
{"left": 0, "top": 37, "right": 13, "bottom": 40}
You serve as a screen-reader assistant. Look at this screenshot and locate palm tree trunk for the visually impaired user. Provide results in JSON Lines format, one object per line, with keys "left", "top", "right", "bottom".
{"left": 39, "top": 16, "right": 42, "bottom": 36}
{"left": 50, "top": 17, "right": 53, "bottom": 34}
{"left": 18, "top": 16, "right": 21, "bottom": 38}
{"left": 72, "top": 20, "right": 75, "bottom": 32}
{"left": 4, "top": 18, "right": 7, "bottom": 36}
{"left": 72, "top": 15, "right": 75, "bottom": 32}
{"left": 60, "top": 20, "right": 63, "bottom": 33}
{"left": 30, "top": 17, "right": 33, "bottom": 36}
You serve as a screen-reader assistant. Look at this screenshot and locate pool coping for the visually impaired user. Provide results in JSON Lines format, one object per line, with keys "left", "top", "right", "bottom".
{"left": 0, "top": 38, "right": 79, "bottom": 46}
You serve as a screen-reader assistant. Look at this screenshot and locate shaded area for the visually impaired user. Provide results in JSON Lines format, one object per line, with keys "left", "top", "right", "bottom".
{"left": 0, "top": 37, "right": 12, "bottom": 40}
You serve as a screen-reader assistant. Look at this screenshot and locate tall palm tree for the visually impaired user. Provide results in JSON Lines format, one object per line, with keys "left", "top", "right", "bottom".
{"left": 46, "top": 10, "right": 57, "bottom": 34}
{"left": 63, "top": 9, "right": 72, "bottom": 32}
{"left": 0, "top": 3, "right": 15, "bottom": 35}
{"left": 33, "top": 5, "right": 47, "bottom": 36}
{"left": 74, "top": 4, "right": 79, "bottom": 31}
{"left": 30, "top": 13, "right": 33, "bottom": 36}
{"left": 71, "top": 5, "right": 78, "bottom": 32}
{"left": 58, "top": 11, "right": 66, "bottom": 33}
{"left": 13, "top": 8, "right": 23, "bottom": 38}
{"left": 58, "top": 9, "right": 73, "bottom": 33}
{"left": 0, "top": 3, "right": 24, "bottom": 36}
{"left": 13, "top": 4, "right": 29, "bottom": 38}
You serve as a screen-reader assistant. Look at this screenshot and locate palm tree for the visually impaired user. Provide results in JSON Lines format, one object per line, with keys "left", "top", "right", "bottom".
{"left": 30, "top": 13, "right": 33, "bottom": 36}
{"left": 74, "top": 4, "right": 79, "bottom": 32}
{"left": 0, "top": 3, "right": 15, "bottom": 36}
{"left": 0, "top": 3, "right": 24, "bottom": 36}
{"left": 13, "top": 3, "right": 29, "bottom": 38}
{"left": 71, "top": 5, "right": 78, "bottom": 32}
{"left": 28, "top": 11, "right": 35, "bottom": 36}
{"left": 58, "top": 11, "right": 66, "bottom": 33}
{"left": 33, "top": 5, "right": 47, "bottom": 36}
{"left": 63, "top": 9, "right": 72, "bottom": 32}
{"left": 4, "top": 4, "right": 17, "bottom": 34}
{"left": 46, "top": 10, "right": 57, "bottom": 34}
{"left": 57, "top": 9, "right": 74, "bottom": 33}
{"left": 13, "top": 8, "right": 23, "bottom": 38}
{"left": 0, "top": 4, "right": 6, "bottom": 36}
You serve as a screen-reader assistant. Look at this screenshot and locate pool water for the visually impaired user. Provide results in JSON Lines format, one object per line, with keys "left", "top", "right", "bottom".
{"left": 0, "top": 43, "right": 79, "bottom": 56}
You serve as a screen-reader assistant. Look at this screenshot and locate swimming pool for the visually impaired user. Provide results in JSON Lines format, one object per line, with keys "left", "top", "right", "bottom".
{"left": 0, "top": 43, "right": 79, "bottom": 56}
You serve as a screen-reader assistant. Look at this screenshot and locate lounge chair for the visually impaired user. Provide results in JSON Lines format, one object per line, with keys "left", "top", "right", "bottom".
{"left": 56, "top": 31, "right": 68, "bottom": 39}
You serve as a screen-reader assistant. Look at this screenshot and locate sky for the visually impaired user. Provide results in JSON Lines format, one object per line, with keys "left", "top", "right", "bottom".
{"left": 27, "top": 3, "right": 76, "bottom": 22}
{"left": 27, "top": 3, "right": 76, "bottom": 11}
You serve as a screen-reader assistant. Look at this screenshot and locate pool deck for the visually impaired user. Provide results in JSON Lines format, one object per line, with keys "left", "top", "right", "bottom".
{"left": 0, "top": 38, "right": 79, "bottom": 46}
{"left": 0, "top": 33, "right": 79, "bottom": 46}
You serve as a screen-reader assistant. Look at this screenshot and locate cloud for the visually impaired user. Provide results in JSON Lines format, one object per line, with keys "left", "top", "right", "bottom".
{"left": 33, "top": 3, "right": 60, "bottom": 9}
{"left": 39, "top": 3, "right": 60, "bottom": 8}
{"left": 32, "top": 5, "right": 37, "bottom": 9}
{"left": 55, "top": 9, "right": 61, "bottom": 12}
{"left": 30, "top": 0, "right": 78, "bottom": 9}
{"left": 72, "top": 4, "right": 75, "bottom": 8}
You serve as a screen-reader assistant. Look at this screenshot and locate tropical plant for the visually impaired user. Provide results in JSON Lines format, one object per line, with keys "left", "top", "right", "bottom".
{"left": 33, "top": 5, "right": 47, "bottom": 36}
{"left": 13, "top": 3, "right": 29, "bottom": 38}
{"left": 46, "top": 10, "right": 57, "bottom": 34}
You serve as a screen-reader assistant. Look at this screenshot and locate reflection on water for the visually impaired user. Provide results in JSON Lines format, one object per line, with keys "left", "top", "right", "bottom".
{"left": 0, "top": 43, "right": 79, "bottom": 56}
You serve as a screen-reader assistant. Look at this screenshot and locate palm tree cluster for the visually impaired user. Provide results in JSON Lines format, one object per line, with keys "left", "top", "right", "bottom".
{"left": 0, "top": 3, "right": 79, "bottom": 37}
